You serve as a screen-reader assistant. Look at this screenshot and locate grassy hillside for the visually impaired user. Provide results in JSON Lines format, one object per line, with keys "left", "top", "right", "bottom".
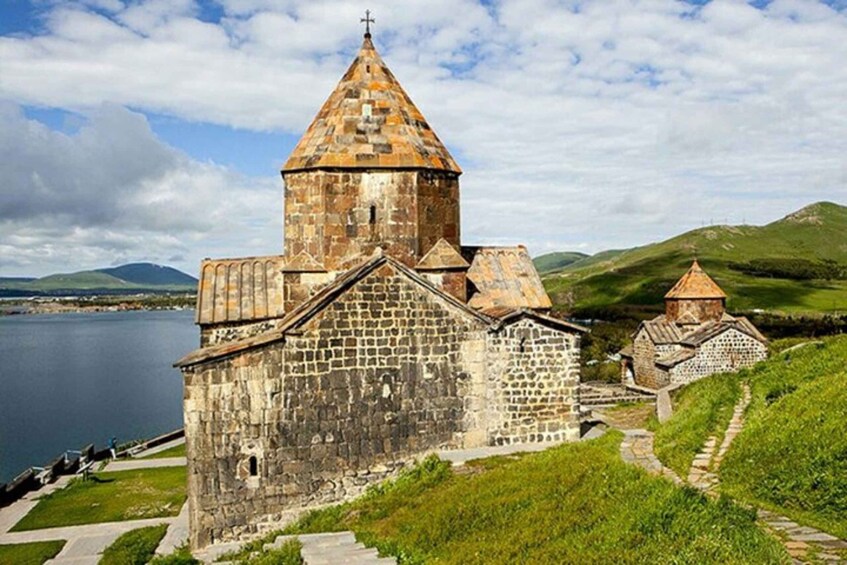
{"left": 532, "top": 252, "right": 589, "bottom": 274}
{"left": 0, "top": 263, "right": 197, "bottom": 293}
{"left": 97, "top": 263, "right": 198, "bottom": 286}
{"left": 543, "top": 202, "right": 847, "bottom": 314}
{"left": 721, "top": 336, "right": 847, "bottom": 538}
{"left": 282, "top": 433, "right": 786, "bottom": 564}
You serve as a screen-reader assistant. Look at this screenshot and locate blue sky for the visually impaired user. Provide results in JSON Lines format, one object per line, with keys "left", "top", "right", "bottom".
{"left": 1, "top": 0, "right": 846, "bottom": 276}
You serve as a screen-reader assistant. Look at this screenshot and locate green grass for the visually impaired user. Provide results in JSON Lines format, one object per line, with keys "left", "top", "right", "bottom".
{"left": 721, "top": 335, "right": 847, "bottom": 539}
{"left": 145, "top": 443, "right": 187, "bottom": 459}
{"left": 11, "top": 467, "right": 186, "bottom": 531}
{"left": 284, "top": 432, "right": 786, "bottom": 564}
{"left": 99, "top": 524, "right": 168, "bottom": 565}
{"left": 650, "top": 372, "right": 743, "bottom": 477}
{"left": 0, "top": 541, "right": 65, "bottom": 565}
{"left": 542, "top": 201, "right": 847, "bottom": 314}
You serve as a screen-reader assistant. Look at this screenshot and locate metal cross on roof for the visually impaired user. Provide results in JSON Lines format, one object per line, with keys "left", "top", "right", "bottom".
{"left": 361, "top": 9, "right": 375, "bottom": 38}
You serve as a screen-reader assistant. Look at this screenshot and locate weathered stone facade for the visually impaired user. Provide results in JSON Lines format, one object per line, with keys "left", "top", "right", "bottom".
{"left": 283, "top": 170, "right": 460, "bottom": 270}
{"left": 620, "top": 261, "right": 767, "bottom": 390}
{"left": 177, "top": 31, "right": 584, "bottom": 551}
{"left": 180, "top": 258, "right": 580, "bottom": 547}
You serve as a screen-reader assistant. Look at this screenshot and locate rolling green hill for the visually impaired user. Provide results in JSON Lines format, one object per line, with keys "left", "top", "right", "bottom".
{"left": 0, "top": 263, "right": 197, "bottom": 294}
{"left": 532, "top": 251, "right": 589, "bottom": 274}
{"left": 543, "top": 202, "right": 847, "bottom": 314}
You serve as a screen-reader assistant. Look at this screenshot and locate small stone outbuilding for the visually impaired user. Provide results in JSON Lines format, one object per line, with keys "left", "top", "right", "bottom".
{"left": 176, "top": 30, "right": 585, "bottom": 550}
{"left": 620, "top": 260, "right": 767, "bottom": 390}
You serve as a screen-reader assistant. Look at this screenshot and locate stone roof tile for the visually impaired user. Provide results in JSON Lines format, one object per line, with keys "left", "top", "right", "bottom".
{"left": 665, "top": 260, "right": 727, "bottom": 300}
{"left": 415, "top": 239, "right": 469, "bottom": 271}
{"left": 283, "top": 36, "right": 460, "bottom": 174}
{"left": 196, "top": 255, "right": 286, "bottom": 325}
{"left": 464, "top": 246, "right": 553, "bottom": 312}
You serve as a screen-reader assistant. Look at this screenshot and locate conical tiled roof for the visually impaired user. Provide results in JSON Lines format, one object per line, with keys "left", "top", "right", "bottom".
{"left": 283, "top": 35, "right": 461, "bottom": 174}
{"left": 665, "top": 260, "right": 727, "bottom": 299}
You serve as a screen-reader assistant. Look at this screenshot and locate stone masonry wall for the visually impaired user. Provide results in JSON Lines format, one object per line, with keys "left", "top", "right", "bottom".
{"left": 183, "top": 263, "right": 489, "bottom": 548}
{"left": 201, "top": 319, "right": 287, "bottom": 347}
{"left": 669, "top": 329, "right": 767, "bottom": 385}
{"left": 485, "top": 319, "right": 580, "bottom": 444}
{"left": 283, "top": 171, "right": 461, "bottom": 270}
{"left": 632, "top": 330, "right": 664, "bottom": 389}
{"left": 183, "top": 264, "right": 583, "bottom": 549}
{"left": 665, "top": 298, "right": 725, "bottom": 324}
{"left": 416, "top": 171, "right": 460, "bottom": 256}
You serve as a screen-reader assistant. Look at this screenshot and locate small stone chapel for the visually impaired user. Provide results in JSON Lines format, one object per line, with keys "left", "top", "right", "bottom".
{"left": 176, "top": 28, "right": 585, "bottom": 549}
{"left": 620, "top": 260, "right": 767, "bottom": 390}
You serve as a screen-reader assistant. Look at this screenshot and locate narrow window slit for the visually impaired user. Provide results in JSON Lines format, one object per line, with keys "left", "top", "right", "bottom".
{"left": 369, "top": 205, "right": 377, "bottom": 225}
{"left": 249, "top": 456, "right": 258, "bottom": 477}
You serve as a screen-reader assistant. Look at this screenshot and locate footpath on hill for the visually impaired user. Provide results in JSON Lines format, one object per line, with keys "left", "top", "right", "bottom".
{"left": 628, "top": 339, "right": 847, "bottom": 564}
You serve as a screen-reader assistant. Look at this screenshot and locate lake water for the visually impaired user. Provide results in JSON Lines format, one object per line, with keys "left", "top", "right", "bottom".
{"left": 0, "top": 310, "right": 196, "bottom": 483}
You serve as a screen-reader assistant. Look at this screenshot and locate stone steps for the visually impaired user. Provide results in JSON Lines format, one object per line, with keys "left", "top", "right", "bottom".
{"left": 267, "top": 531, "right": 395, "bottom": 564}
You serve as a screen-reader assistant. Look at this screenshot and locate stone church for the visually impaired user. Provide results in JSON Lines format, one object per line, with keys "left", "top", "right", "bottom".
{"left": 620, "top": 260, "right": 767, "bottom": 390}
{"left": 176, "top": 31, "right": 585, "bottom": 549}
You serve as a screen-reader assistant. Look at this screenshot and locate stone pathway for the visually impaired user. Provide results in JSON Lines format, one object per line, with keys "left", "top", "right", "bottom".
{"left": 687, "top": 383, "right": 750, "bottom": 493}
{"left": 266, "top": 532, "right": 395, "bottom": 565}
{"left": 102, "top": 457, "right": 186, "bottom": 472}
{"left": 134, "top": 437, "right": 185, "bottom": 458}
{"left": 619, "top": 429, "right": 683, "bottom": 485}
{"left": 687, "top": 435, "right": 719, "bottom": 491}
{"left": 758, "top": 509, "right": 847, "bottom": 563}
{"left": 155, "top": 503, "right": 190, "bottom": 556}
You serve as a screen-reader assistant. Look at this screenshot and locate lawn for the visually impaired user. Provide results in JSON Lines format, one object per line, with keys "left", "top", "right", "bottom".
{"left": 283, "top": 432, "right": 787, "bottom": 564}
{"left": 11, "top": 466, "right": 186, "bottom": 531}
{"left": 145, "top": 442, "right": 187, "bottom": 459}
{"left": 0, "top": 541, "right": 65, "bottom": 565}
{"left": 650, "top": 371, "right": 743, "bottom": 477}
{"left": 721, "top": 336, "right": 847, "bottom": 539}
{"left": 100, "top": 524, "right": 168, "bottom": 565}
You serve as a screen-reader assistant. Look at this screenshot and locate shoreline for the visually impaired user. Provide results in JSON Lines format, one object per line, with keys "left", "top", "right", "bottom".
{"left": 1, "top": 295, "right": 196, "bottom": 317}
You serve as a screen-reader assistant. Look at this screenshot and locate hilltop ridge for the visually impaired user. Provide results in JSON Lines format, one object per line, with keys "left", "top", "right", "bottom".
{"left": 0, "top": 263, "right": 197, "bottom": 296}
{"left": 540, "top": 201, "right": 847, "bottom": 314}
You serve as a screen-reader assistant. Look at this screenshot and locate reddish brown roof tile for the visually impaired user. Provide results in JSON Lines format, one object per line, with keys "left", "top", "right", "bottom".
{"left": 464, "top": 246, "right": 553, "bottom": 312}
{"left": 415, "top": 238, "right": 469, "bottom": 271}
{"left": 283, "top": 36, "right": 461, "bottom": 174}
{"left": 665, "top": 260, "right": 727, "bottom": 300}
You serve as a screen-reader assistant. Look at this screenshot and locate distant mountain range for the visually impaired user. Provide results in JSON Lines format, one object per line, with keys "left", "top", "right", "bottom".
{"left": 535, "top": 201, "right": 847, "bottom": 315}
{"left": 0, "top": 263, "right": 198, "bottom": 296}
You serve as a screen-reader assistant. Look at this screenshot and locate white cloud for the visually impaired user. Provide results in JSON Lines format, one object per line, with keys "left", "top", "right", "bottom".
{"left": 1, "top": 0, "right": 847, "bottom": 271}
{"left": 0, "top": 103, "right": 280, "bottom": 276}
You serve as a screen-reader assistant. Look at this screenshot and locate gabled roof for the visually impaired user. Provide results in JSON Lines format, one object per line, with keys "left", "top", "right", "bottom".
{"left": 464, "top": 246, "right": 553, "bottom": 312}
{"left": 680, "top": 318, "right": 767, "bottom": 347}
{"left": 490, "top": 308, "right": 588, "bottom": 334}
{"left": 177, "top": 252, "right": 490, "bottom": 368}
{"left": 415, "top": 239, "right": 469, "bottom": 271}
{"left": 283, "top": 35, "right": 461, "bottom": 174}
{"left": 639, "top": 316, "right": 684, "bottom": 345}
{"left": 196, "top": 255, "right": 286, "bottom": 325}
{"left": 656, "top": 348, "right": 697, "bottom": 369}
{"left": 665, "top": 260, "right": 727, "bottom": 300}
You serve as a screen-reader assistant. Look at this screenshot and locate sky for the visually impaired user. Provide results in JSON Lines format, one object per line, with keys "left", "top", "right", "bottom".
{"left": 1, "top": 0, "right": 846, "bottom": 277}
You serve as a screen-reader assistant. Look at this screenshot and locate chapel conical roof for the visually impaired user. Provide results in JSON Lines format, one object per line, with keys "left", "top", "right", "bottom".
{"left": 665, "top": 260, "right": 727, "bottom": 300}
{"left": 282, "top": 35, "right": 461, "bottom": 174}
